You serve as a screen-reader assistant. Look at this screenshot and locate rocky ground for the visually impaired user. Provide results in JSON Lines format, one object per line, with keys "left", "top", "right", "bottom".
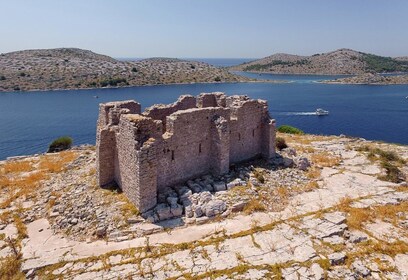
{"left": 0, "top": 133, "right": 407, "bottom": 279}
{"left": 0, "top": 48, "right": 251, "bottom": 92}
{"left": 322, "top": 73, "right": 408, "bottom": 85}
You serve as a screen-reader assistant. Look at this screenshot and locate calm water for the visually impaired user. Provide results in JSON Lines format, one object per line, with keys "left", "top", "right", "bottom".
{"left": 1, "top": 75, "right": 408, "bottom": 159}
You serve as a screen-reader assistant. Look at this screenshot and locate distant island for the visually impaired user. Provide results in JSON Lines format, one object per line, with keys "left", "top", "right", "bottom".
{"left": 0, "top": 48, "right": 251, "bottom": 92}
{"left": 230, "top": 48, "right": 408, "bottom": 75}
{"left": 321, "top": 73, "right": 408, "bottom": 85}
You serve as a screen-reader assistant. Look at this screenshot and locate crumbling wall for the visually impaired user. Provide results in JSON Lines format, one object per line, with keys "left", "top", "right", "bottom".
{"left": 228, "top": 97, "right": 270, "bottom": 163}
{"left": 156, "top": 107, "right": 230, "bottom": 190}
{"left": 115, "top": 115, "right": 162, "bottom": 211}
{"left": 143, "top": 95, "right": 196, "bottom": 131}
{"left": 96, "top": 100, "right": 141, "bottom": 187}
{"left": 197, "top": 92, "right": 226, "bottom": 108}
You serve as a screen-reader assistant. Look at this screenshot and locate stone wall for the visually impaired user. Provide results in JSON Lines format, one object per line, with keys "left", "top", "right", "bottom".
{"left": 96, "top": 92, "right": 276, "bottom": 212}
{"left": 156, "top": 107, "right": 230, "bottom": 190}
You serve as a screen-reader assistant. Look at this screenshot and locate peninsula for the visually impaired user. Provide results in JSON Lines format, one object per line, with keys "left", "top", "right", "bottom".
{"left": 231, "top": 48, "right": 408, "bottom": 75}
{"left": 322, "top": 73, "right": 408, "bottom": 85}
{"left": 0, "top": 48, "right": 250, "bottom": 92}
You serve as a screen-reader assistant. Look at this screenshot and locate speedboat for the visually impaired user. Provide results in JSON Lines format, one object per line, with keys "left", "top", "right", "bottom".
{"left": 316, "top": 108, "right": 329, "bottom": 116}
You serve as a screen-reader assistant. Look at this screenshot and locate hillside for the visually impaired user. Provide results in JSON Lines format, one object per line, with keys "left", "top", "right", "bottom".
{"left": 231, "top": 48, "right": 408, "bottom": 75}
{"left": 322, "top": 73, "right": 408, "bottom": 85}
{"left": 0, "top": 48, "right": 249, "bottom": 92}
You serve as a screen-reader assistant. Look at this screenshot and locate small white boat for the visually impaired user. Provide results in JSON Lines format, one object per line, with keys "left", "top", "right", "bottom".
{"left": 316, "top": 108, "right": 329, "bottom": 116}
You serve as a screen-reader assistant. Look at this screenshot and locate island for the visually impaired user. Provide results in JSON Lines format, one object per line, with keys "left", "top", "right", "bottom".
{"left": 321, "top": 73, "right": 408, "bottom": 85}
{"left": 230, "top": 48, "right": 408, "bottom": 75}
{"left": 0, "top": 48, "right": 251, "bottom": 92}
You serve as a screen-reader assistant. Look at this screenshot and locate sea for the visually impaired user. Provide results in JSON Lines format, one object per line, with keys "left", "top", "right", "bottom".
{"left": 0, "top": 58, "right": 407, "bottom": 160}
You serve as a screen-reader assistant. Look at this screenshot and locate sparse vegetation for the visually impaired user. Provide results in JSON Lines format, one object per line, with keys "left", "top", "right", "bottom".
{"left": 243, "top": 199, "right": 266, "bottom": 214}
{"left": 275, "top": 137, "right": 288, "bottom": 150}
{"left": 99, "top": 77, "right": 128, "bottom": 87}
{"left": 48, "top": 136, "right": 73, "bottom": 153}
{"left": 362, "top": 53, "right": 408, "bottom": 73}
{"left": 311, "top": 152, "right": 341, "bottom": 167}
{"left": 357, "top": 145, "right": 405, "bottom": 183}
{"left": 277, "top": 125, "right": 304, "bottom": 135}
{"left": 0, "top": 48, "right": 247, "bottom": 91}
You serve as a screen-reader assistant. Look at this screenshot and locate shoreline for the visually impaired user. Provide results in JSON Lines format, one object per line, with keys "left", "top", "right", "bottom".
{"left": 0, "top": 79, "right": 288, "bottom": 94}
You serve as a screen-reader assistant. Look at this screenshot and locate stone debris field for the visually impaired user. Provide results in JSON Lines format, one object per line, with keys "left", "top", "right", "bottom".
{"left": 1, "top": 133, "right": 408, "bottom": 279}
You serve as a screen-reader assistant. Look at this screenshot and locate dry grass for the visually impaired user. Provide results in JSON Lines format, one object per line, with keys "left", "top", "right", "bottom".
{"left": 38, "top": 151, "right": 77, "bottom": 173}
{"left": 253, "top": 168, "right": 265, "bottom": 183}
{"left": 0, "top": 160, "right": 33, "bottom": 174}
{"left": 311, "top": 152, "right": 341, "bottom": 167}
{"left": 305, "top": 167, "right": 321, "bottom": 179}
{"left": 336, "top": 196, "right": 408, "bottom": 230}
{"left": 13, "top": 215, "right": 28, "bottom": 240}
{"left": 0, "top": 151, "right": 78, "bottom": 209}
{"left": 274, "top": 186, "right": 289, "bottom": 203}
{"left": 0, "top": 255, "right": 25, "bottom": 280}
{"left": 243, "top": 199, "right": 266, "bottom": 214}
{"left": 120, "top": 196, "right": 140, "bottom": 218}
{"left": 296, "top": 181, "right": 319, "bottom": 193}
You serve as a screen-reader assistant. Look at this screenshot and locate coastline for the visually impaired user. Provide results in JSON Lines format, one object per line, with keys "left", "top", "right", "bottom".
{"left": 0, "top": 79, "right": 288, "bottom": 94}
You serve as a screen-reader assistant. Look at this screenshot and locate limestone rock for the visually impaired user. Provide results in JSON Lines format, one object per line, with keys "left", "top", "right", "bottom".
{"left": 352, "top": 260, "right": 370, "bottom": 277}
{"left": 204, "top": 200, "right": 227, "bottom": 217}
{"left": 295, "top": 157, "right": 311, "bottom": 171}
{"left": 329, "top": 252, "right": 346, "bottom": 265}
{"left": 213, "top": 181, "right": 226, "bottom": 192}
{"left": 231, "top": 201, "right": 247, "bottom": 212}
{"left": 155, "top": 204, "right": 173, "bottom": 221}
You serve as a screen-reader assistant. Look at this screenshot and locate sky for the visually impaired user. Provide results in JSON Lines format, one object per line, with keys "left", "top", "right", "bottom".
{"left": 1, "top": 0, "right": 408, "bottom": 58}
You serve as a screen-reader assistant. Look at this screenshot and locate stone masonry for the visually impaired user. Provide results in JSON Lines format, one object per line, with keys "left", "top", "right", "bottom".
{"left": 96, "top": 92, "right": 276, "bottom": 212}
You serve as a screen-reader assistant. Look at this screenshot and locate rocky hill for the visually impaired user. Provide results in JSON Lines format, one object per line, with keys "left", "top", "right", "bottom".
{"left": 1, "top": 134, "right": 407, "bottom": 278}
{"left": 0, "top": 48, "right": 249, "bottom": 92}
{"left": 323, "top": 73, "right": 408, "bottom": 85}
{"left": 231, "top": 48, "right": 408, "bottom": 75}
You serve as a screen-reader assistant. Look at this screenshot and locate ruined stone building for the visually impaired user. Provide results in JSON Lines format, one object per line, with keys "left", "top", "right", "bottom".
{"left": 96, "top": 93, "right": 276, "bottom": 212}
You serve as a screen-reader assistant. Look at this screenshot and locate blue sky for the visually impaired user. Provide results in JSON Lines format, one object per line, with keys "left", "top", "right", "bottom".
{"left": 1, "top": 0, "right": 407, "bottom": 58}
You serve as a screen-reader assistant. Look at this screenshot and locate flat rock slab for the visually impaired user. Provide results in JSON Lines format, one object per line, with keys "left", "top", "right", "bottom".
{"left": 364, "top": 220, "right": 408, "bottom": 243}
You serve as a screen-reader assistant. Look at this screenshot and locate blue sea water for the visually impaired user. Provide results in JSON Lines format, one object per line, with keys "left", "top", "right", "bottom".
{"left": 0, "top": 74, "right": 407, "bottom": 160}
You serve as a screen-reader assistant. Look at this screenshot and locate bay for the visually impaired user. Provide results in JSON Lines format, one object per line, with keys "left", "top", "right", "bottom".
{"left": 0, "top": 75, "right": 407, "bottom": 159}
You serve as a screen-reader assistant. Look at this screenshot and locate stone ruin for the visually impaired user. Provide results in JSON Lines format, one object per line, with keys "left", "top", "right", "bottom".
{"left": 96, "top": 92, "right": 276, "bottom": 216}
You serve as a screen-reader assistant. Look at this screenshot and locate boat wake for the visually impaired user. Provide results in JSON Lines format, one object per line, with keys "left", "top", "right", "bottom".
{"left": 277, "top": 112, "right": 317, "bottom": 116}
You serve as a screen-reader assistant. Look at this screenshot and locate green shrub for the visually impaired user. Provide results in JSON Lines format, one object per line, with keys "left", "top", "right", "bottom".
{"left": 277, "top": 125, "right": 304, "bottom": 135}
{"left": 131, "top": 67, "right": 138, "bottom": 72}
{"left": 0, "top": 75, "right": 5, "bottom": 81}
{"left": 100, "top": 78, "right": 127, "bottom": 87}
{"left": 48, "top": 136, "right": 73, "bottom": 153}
{"left": 379, "top": 161, "right": 404, "bottom": 183}
{"left": 214, "top": 76, "right": 221, "bottom": 82}
{"left": 276, "top": 137, "right": 288, "bottom": 151}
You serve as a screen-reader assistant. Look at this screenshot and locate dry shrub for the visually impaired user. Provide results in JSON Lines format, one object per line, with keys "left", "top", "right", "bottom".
{"left": 253, "top": 169, "right": 265, "bottom": 183}
{"left": 13, "top": 215, "right": 28, "bottom": 240}
{"left": 300, "top": 181, "right": 319, "bottom": 192}
{"left": 275, "top": 186, "right": 289, "bottom": 202}
{"left": 243, "top": 199, "right": 266, "bottom": 214}
{"left": 311, "top": 152, "right": 340, "bottom": 167}
{"left": 0, "top": 255, "right": 24, "bottom": 280}
{"left": 306, "top": 167, "right": 321, "bottom": 179}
